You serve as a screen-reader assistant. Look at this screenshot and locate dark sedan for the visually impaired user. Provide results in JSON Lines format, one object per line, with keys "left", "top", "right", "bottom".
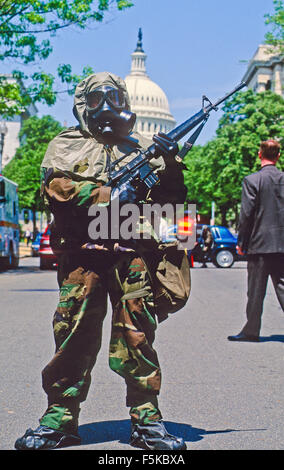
{"left": 193, "top": 224, "right": 242, "bottom": 268}
{"left": 166, "top": 224, "right": 243, "bottom": 268}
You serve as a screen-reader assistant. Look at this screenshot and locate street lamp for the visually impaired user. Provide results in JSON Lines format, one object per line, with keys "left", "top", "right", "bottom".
{"left": 0, "top": 121, "right": 8, "bottom": 174}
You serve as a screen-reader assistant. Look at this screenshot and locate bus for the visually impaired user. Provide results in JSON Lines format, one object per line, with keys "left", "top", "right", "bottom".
{"left": 0, "top": 175, "right": 20, "bottom": 269}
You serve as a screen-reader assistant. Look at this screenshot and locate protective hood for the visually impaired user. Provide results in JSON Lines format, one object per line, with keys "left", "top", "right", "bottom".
{"left": 41, "top": 72, "right": 165, "bottom": 184}
{"left": 73, "top": 72, "right": 131, "bottom": 135}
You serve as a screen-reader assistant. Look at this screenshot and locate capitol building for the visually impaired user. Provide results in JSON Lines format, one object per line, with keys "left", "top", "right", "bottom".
{"left": 125, "top": 29, "right": 176, "bottom": 138}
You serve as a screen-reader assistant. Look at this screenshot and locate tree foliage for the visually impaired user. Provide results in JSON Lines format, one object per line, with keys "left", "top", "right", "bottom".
{"left": 0, "top": 0, "right": 133, "bottom": 64}
{"left": 183, "top": 90, "right": 284, "bottom": 225}
{"left": 0, "top": 0, "right": 134, "bottom": 117}
{"left": 3, "top": 115, "right": 63, "bottom": 213}
{"left": 264, "top": 0, "right": 284, "bottom": 55}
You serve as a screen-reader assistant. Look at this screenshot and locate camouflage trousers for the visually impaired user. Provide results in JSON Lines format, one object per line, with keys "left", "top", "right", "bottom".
{"left": 40, "top": 250, "right": 162, "bottom": 434}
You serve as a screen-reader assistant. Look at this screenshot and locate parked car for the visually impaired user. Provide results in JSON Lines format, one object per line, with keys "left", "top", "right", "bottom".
{"left": 194, "top": 224, "right": 242, "bottom": 268}
{"left": 38, "top": 225, "right": 57, "bottom": 270}
{"left": 31, "top": 232, "right": 42, "bottom": 257}
{"left": 165, "top": 223, "right": 243, "bottom": 268}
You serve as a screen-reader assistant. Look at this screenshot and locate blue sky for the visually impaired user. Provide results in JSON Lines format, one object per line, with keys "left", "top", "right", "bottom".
{"left": 9, "top": 0, "right": 276, "bottom": 144}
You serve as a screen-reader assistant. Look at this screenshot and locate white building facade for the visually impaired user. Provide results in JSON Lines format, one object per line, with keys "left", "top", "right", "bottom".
{"left": 125, "top": 29, "right": 176, "bottom": 139}
{"left": 242, "top": 44, "right": 283, "bottom": 96}
{"left": 0, "top": 75, "right": 41, "bottom": 235}
{"left": 1, "top": 74, "right": 37, "bottom": 168}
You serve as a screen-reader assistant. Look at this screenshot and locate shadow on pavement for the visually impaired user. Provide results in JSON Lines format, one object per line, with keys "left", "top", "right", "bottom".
{"left": 10, "top": 289, "right": 58, "bottom": 292}
{"left": 259, "top": 335, "right": 284, "bottom": 343}
{"left": 0, "top": 265, "right": 57, "bottom": 275}
{"left": 0, "top": 266, "right": 40, "bottom": 275}
{"left": 78, "top": 419, "right": 260, "bottom": 446}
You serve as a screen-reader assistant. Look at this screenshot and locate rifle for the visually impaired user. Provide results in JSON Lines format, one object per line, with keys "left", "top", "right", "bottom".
{"left": 107, "top": 81, "right": 246, "bottom": 195}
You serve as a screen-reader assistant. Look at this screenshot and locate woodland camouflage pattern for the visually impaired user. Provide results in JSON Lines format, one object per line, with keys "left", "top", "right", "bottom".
{"left": 40, "top": 251, "right": 162, "bottom": 432}
{"left": 38, "top": 72, "right": 186, "bottom": 433}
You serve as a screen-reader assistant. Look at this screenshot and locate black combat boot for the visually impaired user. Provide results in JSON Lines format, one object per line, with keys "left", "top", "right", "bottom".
{"left": 14, "top": 425, "right": 81, "bottom": 450}
{"left": 130, "top": 420, "right": 187, "bottom": 450}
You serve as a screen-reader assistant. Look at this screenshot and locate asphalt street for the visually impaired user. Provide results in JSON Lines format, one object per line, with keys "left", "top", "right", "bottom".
{"left": 0, "top": 257, "right": 283, "bottom": 452}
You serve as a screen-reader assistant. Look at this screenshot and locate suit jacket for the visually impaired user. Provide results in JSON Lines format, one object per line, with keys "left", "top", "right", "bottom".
{"left": 237, "top": 164, "right": 284, "bottom": 254}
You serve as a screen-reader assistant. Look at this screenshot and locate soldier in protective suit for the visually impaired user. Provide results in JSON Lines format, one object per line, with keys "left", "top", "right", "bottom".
{"left": 15, "top": 72, "right": 187, "bottom": 450}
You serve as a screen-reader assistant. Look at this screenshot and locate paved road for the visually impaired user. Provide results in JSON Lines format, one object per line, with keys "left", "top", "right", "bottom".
{"left": 0, "top": 257, "right": 283, "bottom": 451}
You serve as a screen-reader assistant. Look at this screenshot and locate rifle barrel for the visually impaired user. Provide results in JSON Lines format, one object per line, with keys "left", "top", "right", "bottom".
{"left": 167, "top": 81, "right": 246, "bottom": 143}
{"left": 204, "top": 81, "right": 247, "bottom": 112}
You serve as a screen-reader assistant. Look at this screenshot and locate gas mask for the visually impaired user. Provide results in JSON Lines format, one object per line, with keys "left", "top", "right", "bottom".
{"left": 86, "top": 85, "right": 136, "bottom": 141}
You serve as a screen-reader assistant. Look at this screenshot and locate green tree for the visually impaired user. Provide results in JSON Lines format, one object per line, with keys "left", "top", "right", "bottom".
{"left": 3, "top": 115, "right": 63, "bottom": 231}
{"left": 0, "top": 0, "right": 133, "bottom": 117}
{"left": 183, "top": 90, "right": 284, "bottom": 226}
{"left": 182, "top": 143, "right": 212, "bottom": 214}
{"left": 264, "top": 0, "right": 284, "bottom": 55}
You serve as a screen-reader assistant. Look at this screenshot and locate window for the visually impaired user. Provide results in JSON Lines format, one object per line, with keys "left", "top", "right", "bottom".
{"left": 212, "top": 227, "right": 221, "bottom": 239}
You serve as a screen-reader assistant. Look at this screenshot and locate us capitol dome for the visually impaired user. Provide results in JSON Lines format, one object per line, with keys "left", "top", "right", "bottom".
{"left": 125, "top": 29, "right": 176, "bottom": 138}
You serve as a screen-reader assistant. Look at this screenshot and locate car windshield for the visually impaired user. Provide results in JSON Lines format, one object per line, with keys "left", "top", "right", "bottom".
{"left": 215, "top": 227, "right": 235, "bottom": 239}
{"left": 197, "top": 225, "right": 235, "bottom": 240}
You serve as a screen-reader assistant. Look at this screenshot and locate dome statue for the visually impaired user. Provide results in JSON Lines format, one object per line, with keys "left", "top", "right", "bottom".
{"left": 125, "top": 29, "right": 176, "bottom": 139}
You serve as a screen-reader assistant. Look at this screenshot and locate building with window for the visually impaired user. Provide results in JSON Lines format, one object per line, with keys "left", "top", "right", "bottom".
{"left": 242, "top": 44, "right": 283, "bottom": 96}
{"left": 125, "top": 29, "right": 176, "bottom": 138}
{"left": 0, "top": 74, "right": 37, "bottom": 168}
{"left": 0, "top": 75, "right": 41, "bottom": 236}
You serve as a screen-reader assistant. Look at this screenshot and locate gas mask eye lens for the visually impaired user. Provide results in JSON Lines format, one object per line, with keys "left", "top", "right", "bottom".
{"left": 86, "top": 87, "right": 125, "bottom": 111}
{"left": 86, "top": 91, "right": 104, "bottom": 110}
{"left": 107, "top": 89, "right": 125, "bottom": 108}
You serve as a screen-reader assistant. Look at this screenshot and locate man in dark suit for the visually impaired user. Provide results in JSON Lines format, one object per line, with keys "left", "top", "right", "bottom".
{"left": 228, "top": 139, "right": 284, "bottom": 342}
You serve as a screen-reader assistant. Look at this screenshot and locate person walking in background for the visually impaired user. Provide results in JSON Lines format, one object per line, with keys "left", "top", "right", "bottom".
{"left": 25, "top": 229, "right": 31, "bottom": 246}
{"left": 228, "top": 139, "right": 284, "bottom": 342}
{"left": 200, "top": 225, "right": 213, "bottom": 268}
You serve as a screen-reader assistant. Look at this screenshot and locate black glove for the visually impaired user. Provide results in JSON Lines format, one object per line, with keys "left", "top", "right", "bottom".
{"left": 111, "top": 182, "right": 137, "bottom": 204}
{"left": 152, "top": 132, "right": 179, "bottom": 159}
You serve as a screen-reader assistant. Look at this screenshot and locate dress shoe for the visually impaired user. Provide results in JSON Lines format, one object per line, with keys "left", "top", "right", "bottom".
{"left": 227, "top": 333, "right": 260, "bottom": 342}
{"left": 130, "top": 420, "right": 187, "bottom": 450}
{"left": 15, "top": 425, "right": 81, "bottom": 450}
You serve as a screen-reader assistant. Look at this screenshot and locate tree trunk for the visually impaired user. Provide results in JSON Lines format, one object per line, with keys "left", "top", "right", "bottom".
{"left": 220, "top": 206, "right": 228, "bottom": 226}
{"left": 235, "top": 204, "right": 240, "bottom": 230}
